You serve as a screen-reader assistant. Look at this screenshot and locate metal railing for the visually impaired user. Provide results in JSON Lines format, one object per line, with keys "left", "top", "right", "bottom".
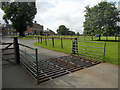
{"left": 72, "top": 40, "right": 106, "bottom": 62}
{"left": 19, "top": 43, "right": 39, "bottom": 84}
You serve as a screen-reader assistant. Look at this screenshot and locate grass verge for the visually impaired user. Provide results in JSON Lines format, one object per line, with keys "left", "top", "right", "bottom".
{"left": 34, "top": 39, "right": 118, "bottom": 65}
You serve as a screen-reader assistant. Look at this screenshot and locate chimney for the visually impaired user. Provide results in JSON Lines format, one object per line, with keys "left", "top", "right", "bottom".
{"left": 34, "top": 21, "right": 37, "bottom": 23}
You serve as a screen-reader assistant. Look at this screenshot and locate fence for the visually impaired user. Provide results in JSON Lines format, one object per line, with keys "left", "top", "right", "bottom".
{"left": 38, "top": 36, "right": 75, "bottom": 49}
{"left": 12, "top": 37, "right": 39, "bottom": 84}
{"left": 72, "top": 39, "right": 106, "bottom": 62}
{"left": 77, "top": 35, "right": 119, "bottom": 41}
{"left": 19, "top": 43, "right": 39, "bottom": 84}
{"left": 1, "top": 42, "right": 15, "bottom": 64}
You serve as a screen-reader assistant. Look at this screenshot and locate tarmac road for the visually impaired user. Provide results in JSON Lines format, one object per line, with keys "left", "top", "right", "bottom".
{"left": 1, "top": 36, "right": 119, "bottom": 88}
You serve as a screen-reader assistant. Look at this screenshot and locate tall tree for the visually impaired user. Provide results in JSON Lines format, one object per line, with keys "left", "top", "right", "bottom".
{"left": 76, "top": 32, "right": 80, "bottom": 36}
{"left": 57, "top": 25, "right": 69, "bottom": 35}
{"left": 83, "top": 1, "right": 120, "bottom": 40}
{"left": 1, "top": 1, "right": 37, "bottom": 37}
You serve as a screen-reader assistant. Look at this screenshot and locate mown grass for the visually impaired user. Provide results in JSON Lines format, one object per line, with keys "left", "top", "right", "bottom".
{"left": 11, "top": 35, "right": 118, "bottom": 65}
{"left": 34, "top": 36, "right": 119, "bottom": 65}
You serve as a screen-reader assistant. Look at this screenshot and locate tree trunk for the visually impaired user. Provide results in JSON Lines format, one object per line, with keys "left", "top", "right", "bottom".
{"left": 92, "top": 35, "right": 93, "bottom": 41}
{"left": 106, "top": 36, "right": 108, "bottom": 40}
{"left": 98, "top": 35, "right": 101, "bottom": 41}
{"left": 115, "top": 35, "right": 117, "bottom": 41}
{"left": 19, "top": 32, "right": 25, "bottom": 37}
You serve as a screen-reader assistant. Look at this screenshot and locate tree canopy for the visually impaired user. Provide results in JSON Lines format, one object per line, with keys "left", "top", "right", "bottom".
{"left": 1, "top": 1, "right": 37, "bottom": 37}
{"left": 76, "top": 32, "right": 80, "bottom": 36}
{"left": 83, "top": 1, "right": 120, "bottom": 40}
{"left": 57, "top": 25, "right": 75, "bottom": 35}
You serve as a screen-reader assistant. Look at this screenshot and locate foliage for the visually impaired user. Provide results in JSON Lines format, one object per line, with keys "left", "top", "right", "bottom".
{"left": 57, "top": 25, "right": 75, "bottom": 35}
{"left": 83, "top": 1, "right": 120, "bottom": 40}
{"left": 1, "top": 1, "right": 37, "bottom": 37}
{"left": 40, "top": 31, "right": 43, "bottom": 35}
{"left": 57, "top": 25, "right": 69, "bottom": 35}
{"left": 68, "top": 31, "right": 75, "bottom": 35}
{"left": 76, "top": 32, "right": 80, "bottom": 36}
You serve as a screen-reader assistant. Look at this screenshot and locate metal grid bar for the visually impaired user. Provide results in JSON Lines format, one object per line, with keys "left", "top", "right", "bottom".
{"left": 19, "top": 49, "right": 36, "bottom": 59}
{"left": 19, "top": 43, "right": 36, "bottom": 50}
{"left": 20, "top": 58, "right": 37, "bottom": 77}
{"left": 20, "top": 55, "right": 37, "bottom": 72}
{"left": 19, "top": 52, "right": 36, "bottom": 66}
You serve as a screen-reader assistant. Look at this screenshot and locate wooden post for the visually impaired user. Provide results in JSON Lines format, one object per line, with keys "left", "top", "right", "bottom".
{"left": 115, "top": 35, "right": 117, "bottom": 41}
{"left": 41, "top": 37, "right": 42, "bottom": 44}
{"left": 38, "top": 37, "right": 39, "bottom": 43}
{"left": 45, "top": 37, "right": 47, "bottom": 46}
{"left": 14, "top": 37, "right": 20, "bottom": 65}
{"left": 92, "top": 35, "right": 93, "bottom": 41}
{"left": 52, "top": 38, "right": 54, "bottom": 47}
{"left": 61, "top": 38, "right": 63, "bottom": 48}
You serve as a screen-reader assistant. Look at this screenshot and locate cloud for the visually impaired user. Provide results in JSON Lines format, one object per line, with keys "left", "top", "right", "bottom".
{"left": 0, "top": 9, "right": 5, "bottom": 24}
{"left": 0, "top": 0, "right": 119, "bottom": 34}
{"left": 35, "top": 0, "right": 103, "bottom": 33}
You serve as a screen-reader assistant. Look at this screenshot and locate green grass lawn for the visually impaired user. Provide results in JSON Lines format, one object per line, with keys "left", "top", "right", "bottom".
{"left": 11, "top": 35, "right": 118, "bottom": 65}
{"left": 34, "top": 37, "right": 118, "bottom": 65}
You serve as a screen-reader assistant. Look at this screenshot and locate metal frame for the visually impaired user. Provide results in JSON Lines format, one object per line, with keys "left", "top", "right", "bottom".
{"left": 19, "top": 43, "right": 39, "bottom": 84}
{"left": 72, "top": 40, "right": 106, "bottom": 62}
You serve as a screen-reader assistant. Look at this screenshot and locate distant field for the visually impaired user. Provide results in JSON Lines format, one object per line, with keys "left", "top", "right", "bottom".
{"left": 11, "top": 35, "right": 118, "bottom": 40}
{"left": 34, "top": 36, "right": 119, "bottom": 65}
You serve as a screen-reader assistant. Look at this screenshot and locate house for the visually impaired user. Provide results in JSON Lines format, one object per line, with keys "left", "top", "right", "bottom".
{"left": 25, "top": 21, "right": 44, "bottom": 35}
{"left": 44, "top": 28, "right": 55, "bottom": 36}
{"left": 2, "top": 24, "right": 19, "bottom": 36}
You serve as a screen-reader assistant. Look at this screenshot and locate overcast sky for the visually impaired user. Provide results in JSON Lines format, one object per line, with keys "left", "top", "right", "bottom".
{"left": 0, "top": 0, "right": 119, "bottom": 33}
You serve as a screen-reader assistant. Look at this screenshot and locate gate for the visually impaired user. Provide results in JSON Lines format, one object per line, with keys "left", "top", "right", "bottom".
{"left": 19, "top": 43, "right": 39, "bottom": 84}
{"left": 1, "top": 42, "right": 15, "bottom": 64}
{"left": 72, "top": 39, "right": 106, "bottom": 62}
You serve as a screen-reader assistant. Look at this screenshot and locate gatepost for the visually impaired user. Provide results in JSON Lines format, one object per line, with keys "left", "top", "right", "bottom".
{"left": 14, "top": 37, "right": 20, "bottom": 65}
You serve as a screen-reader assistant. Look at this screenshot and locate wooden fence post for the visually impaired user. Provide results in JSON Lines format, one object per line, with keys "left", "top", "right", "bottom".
{"left": 52, "top": 38, "right": 54, "bottom": 47}
{"left": 41, "top": 37, "right": 42, "bottom": 44}
{"left": 14, "top": 37, "right": 20, "bottom": 65}
{"left": 38, "top": 37, "right": 39, "bottom": 43}
{"left": 92, "top": 35, "right": 93, "bottom": 41}
{"left": 61, "top": 38, "right": 63, "bottom": 48}
{"left": 45, "top": 37, "right": 47, "bottom": 46}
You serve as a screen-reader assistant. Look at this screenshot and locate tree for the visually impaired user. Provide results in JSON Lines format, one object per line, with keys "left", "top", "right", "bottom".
{"left": 57, "top": 25, "right": 69, "bottom": 35}
{"left": 1, "top": 1, "right": 37, "bottom": 37}
{"left": 68, "top": 31, "right": 75, "bottom": 35}
{"left": 83, "top": 1, "right": 120, "bottom": 40}
{"left": 76, "top": 32, "right": 80, "bottom": 36}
